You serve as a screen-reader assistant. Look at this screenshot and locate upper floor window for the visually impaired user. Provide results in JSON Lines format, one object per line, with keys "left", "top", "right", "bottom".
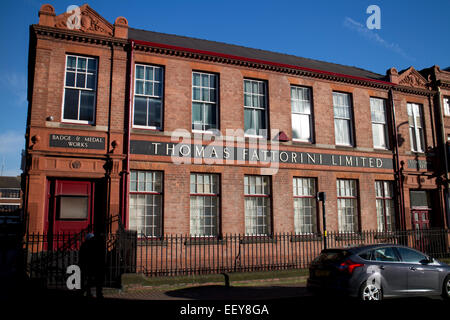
{"left": 444, "top": 97, "right": 450, "bottom": 117}
{"left": 370, "top": 97, "right": 389, "bottom": 149}
{"left": 244, "top": 79, "right": 267, "bottom": 137}
{"left": 192, "top": 72, "right": 218, "bottom": 132}
{"left": 63, "top": 55, "right": 97, "bottom": 123}
{"left": 0, "top": 188, "right": 20, "bottom": 199}
{"left": 291, "top": 86, "right": 313, "bottom": 142}
{"left": 407, "top": 103, "right": 425, "bottom": 152}
{"left": 133, "top": 64, "right": 163, "bottom": 129}
{"left": 333, "top": 92, "right": 354, "bottom": 146}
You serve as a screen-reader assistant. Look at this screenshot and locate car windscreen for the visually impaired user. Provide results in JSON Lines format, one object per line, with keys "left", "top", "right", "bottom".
{"left": 313, "top": 249, "right": 350, "bottom": 264}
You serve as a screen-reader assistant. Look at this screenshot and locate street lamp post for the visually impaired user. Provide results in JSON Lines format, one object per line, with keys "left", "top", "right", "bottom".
{"left": 317, "top": 192, "right": 327, "bottom": 249}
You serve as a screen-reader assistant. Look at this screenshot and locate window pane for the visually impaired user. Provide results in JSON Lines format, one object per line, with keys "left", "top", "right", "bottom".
{"left": 244, "top": 80, "right": 251, "bottom": 93}
{"left": 335, "top": 119, "right": 351, "bottom": 145}
{"left": 292, "top": 113, "right": 311, "bottom": 141}
{"left": 134, "top": 96, "right": 147, "bottom": 126}
{"left": 444, "top": 97, "right": 450, "bottom": 116}
{"left": 63, "top": 89, "right": 79, "bottom": 120}
{"left": 193, "top": 87, "right": 201, "bottom": 100}
{"left": 76, "top": 73, "right": 86, "bottom": 88}
{"left": 154, "top": 67, "right": 162, "bottom": 82}
{"left": 136, "top": 65, "right": 145, "bottom": 79}
{"left": 397, "top": 247, "right": 427, "bottom": 263}
{"left": 65, "top": 72, "right": 75, "bottom": 87}
{"left": 67, "top": 56, "right": 76, "bottom": 70}
{"left": 204, "top": 103, "right": 217, "bottom": 129}
{"left": 77, "top": 58, "right": 86, "bottom": 71}
{"left": 144, "top": 81, "right": 153, "bottom": 96}
{"left": 130, "top": 171, "right": 137, "bottom": 192}
{"left": 79, "top": 91, "right": 95, "bottom": 122}
{"left": 59, "top": 196, "right": 88, "bottom": 219}
{"left": 192, "top": 102, "right": 203, "bottom": 130}
{"left": 135, "top": 80, "right": 144, "bottom": 95}
{"left": 372, "top": 123, "right": 386, "bottom": 149}
{"left": 255, "top": 109, "right": 265, "bottom": 134}
{"left": 201, "top": 74, "right": 209, "bottom": 87}
{"left": 371, "top": 248, "right": 399, "bottom": 262}
{"left": 87, "top": 59, "right": 97, "bottom": 72}
{"left": 193, "top": 73, "right": 201, "bottom": 86}
{"left": 244, "top": 108, "right": 254, "bottom": 134}
{"left": 148, "top": 98, "right": 161, "bottom": 128}
{"left": 145, "top": 67, "right": 153, "bottom": 81}
{"left": 86, "top": 74, "right": 96, "bottom": 90}
{"left": 202, "top": 88, "right": 210, "bottom": 101}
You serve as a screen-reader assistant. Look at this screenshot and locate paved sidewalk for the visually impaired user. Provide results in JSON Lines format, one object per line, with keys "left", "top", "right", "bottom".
{"left": 103, "top": 282, "right": 310, "bottom": 301}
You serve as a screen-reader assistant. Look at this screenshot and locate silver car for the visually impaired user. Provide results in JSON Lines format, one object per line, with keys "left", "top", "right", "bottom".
{"left": 307, "top": 244, "right": 450, "bottom": 301}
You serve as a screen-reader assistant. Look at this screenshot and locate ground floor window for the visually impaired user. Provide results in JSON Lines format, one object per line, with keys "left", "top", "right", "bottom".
{"left": 375, "top": 181, "right": 395, "bottom": 232}
{"left": 190, "top": 173, "right": 220, "bottom": 236}
{"left": 293, "top": 177, "right": 317, "bottom": 234}
{"left": 244, "top": 175, "right": 271, "bottom": 236}
{"left": 129, "top": 171, "right": 163, "bottom": 237}
{"left": 337, "top": 179, "right": 359, "bottom": 232}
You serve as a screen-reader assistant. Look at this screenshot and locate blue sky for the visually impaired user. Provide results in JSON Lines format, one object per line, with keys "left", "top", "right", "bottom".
{"left": 0, "top": 0, "right": 449, "bottom": 176}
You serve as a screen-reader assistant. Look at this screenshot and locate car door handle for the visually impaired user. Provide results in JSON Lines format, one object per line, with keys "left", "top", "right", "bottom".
{"left": 409, "top": 267, "right": 416, "bottom": 271}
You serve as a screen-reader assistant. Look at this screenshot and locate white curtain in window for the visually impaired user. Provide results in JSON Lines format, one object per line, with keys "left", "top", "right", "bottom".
{"left": 334, "top": 119, "right": 351, "bottom": 145}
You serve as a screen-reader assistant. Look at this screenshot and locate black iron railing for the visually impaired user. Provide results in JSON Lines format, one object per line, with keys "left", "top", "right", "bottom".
{"left": 23, "top": 228, "right": 450, "bottom": 288}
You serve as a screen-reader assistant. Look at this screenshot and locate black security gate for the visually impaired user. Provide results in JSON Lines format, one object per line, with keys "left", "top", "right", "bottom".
{"left": 105, "top": 230, "right": 137, "bottom": 287}
{"left": 24, "top": 228, "right": 137, "bottom": 289}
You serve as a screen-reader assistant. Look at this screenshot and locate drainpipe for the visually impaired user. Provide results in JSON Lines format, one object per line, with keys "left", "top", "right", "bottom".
{"left": 389, "top": 88, "right": 406, "bottom": 230}
{"left": 122, "top": 40, "right": 134, "bottom": 229}
{"left": 436, "top": 87, "right": 450, "bottom": 228}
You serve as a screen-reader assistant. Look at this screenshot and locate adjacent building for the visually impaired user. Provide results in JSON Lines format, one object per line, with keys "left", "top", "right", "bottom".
{"left": 23, "top": 4, "right": 449, "bottom": 239}
{"left": 0, "top": 176, "right": 22, "bottom": 226}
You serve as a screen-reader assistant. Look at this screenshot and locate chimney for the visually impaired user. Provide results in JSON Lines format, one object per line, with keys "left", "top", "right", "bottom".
{"left": 38, "top": 4, "right": 56, "bottom": 27}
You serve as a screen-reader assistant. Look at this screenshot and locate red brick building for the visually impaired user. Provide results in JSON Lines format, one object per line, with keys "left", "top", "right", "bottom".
{"left": 23, "top": 4, "right": 449, "bottom": 239}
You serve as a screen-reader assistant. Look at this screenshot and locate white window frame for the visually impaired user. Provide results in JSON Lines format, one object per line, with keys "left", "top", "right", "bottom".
{"left": 370, "top": 97, "right": 389, "bottom": 150}
{"left": 129, "top": 170, "right": 163, "bottom": 237}
{"left": 244, "top": 175, "right": 271, "bottom": 236}
{"left": 244, "top": 79, "right": 268, "bottom": 138}
{"left": 444, "top": 97, "right": 450, "bottom": 117}
{"left": 375, "top": 181, "right": 396, "bottom": 232}
{"left": 291, "top": 86, "right": 313, "bottom": 143}
{"left": 62, "top": 55, "right": 98, "bottom": 124}
{"left": 192, "top": 72, "right": 219, "bottom": 133}
{"left": 333, "top": 92, "right": 354, "bottom": 147}
{"left": 132, "top": 64, "right": 164, "bottom": 130}
{"left": 293, "top": 177, "right": 317, "bottom": 234}
{"left": 337, "top": 179, "right": 359, "bottom": 233}
{"left": 407, "top": 102, "right": 425, "bottom": 153}
{"left": 190, "top": 173, "right": 220, "bottom": 237}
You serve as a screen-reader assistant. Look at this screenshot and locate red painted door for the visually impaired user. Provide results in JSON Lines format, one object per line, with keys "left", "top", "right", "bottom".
{"left": 47, "top": 180, "right": 94, "bottom": 248}
{"left": 411, "top": 209, "right": 431, "bottom": 253}
{"left": 411, "top": 210, "right": 431, "bottom": 230}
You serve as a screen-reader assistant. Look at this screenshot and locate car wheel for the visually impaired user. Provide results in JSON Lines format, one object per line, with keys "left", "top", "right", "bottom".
{"left": 359, "top": 280, "right": 382, "bottom": 301}
{"left": 442, "top": 275, "right": 450, "bottom": 300}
